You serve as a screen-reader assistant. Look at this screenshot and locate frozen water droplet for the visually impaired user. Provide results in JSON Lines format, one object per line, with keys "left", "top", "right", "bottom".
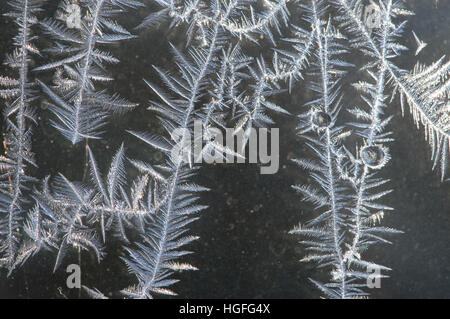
{"left": 361, "top": 145, "right": 385, "bottom": 168}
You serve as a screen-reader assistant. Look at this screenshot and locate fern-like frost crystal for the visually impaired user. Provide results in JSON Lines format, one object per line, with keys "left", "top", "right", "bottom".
{"left": 35, "top": 0, "right": 141, "bottom": 144}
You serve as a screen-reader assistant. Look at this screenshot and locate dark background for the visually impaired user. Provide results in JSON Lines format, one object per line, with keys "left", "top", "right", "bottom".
{"left": 0, "top": 0, "right": 449, "bottom": 299}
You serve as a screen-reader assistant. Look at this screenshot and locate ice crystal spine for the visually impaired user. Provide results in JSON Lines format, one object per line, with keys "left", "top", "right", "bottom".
{"left": 0, "top": 0, "right": 43, "bottom": 272}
